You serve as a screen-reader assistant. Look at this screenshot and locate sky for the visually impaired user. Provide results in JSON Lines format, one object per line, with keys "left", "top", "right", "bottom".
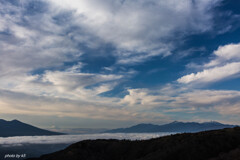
{"left": 0, "top": 0, "right": 240, "bottom": 129}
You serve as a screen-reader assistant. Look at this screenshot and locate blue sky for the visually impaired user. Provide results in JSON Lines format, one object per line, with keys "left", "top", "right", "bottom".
{"left": 0, "top": 0, "right": 240, "bottom": 129}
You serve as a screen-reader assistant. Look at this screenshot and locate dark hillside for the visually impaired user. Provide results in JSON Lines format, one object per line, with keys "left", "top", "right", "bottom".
{"left": 209, "top": 147, "right": 240, "bottom": 160}
{"left": 28, "top": 127, "right": 240, "bottom": 160}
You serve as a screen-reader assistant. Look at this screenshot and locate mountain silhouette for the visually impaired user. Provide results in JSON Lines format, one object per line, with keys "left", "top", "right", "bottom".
{"left": 27, "top": 127, "right": 240, "bottom": 160}
{"left": 105, "top": 121, "right": 237, "bottom": 133}
{"left": 0, "top": 119, "right": 63, "bottom": 137}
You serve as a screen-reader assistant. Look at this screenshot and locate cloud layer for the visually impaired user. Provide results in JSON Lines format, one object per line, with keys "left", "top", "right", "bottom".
{"left": 0, "top": 133, "right": 172, "bottom": 146}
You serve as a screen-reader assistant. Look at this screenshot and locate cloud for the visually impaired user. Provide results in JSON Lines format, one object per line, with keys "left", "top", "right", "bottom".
{"left": 214, "top": 43, "right": 240, "bottom": 60}
{"left": 47, "top": 0, "right": 222, "bottom": 64}
{"left": 0, "top": 0, "right": 168, "bottom": 123}
{"left": 41, "top": 69, "right": 123, "bottom": 97}
{"left": 121, "top": 88, "right": 175, "bottom": 107}
{"left": 120, "top": 85, "right": 240, "bottom": 117}
{"left": 0, "top": 1, "right": 136, "bottom": 122}
{"left": 216, "top": 104, "right": 240, "bottom": 116}
{"left": 178, "top": 43, "right": 240, "bottom": 84}
{"left": 0, "top": 1, "right": 82, "bottom": 77}
{"left": 0, "top": 89, "right": 132, "bottom": 120}
{"left": 178, "top": 62, "right": 240, "bottom": 84}
{"left": 175, "top": 90, "right": 240, "bottom": 108}
{"left": 1, "top": 0, "right": 239, "bottom": 125}
{"left": 0, "top": 0, "right": 225, "bottom": 92}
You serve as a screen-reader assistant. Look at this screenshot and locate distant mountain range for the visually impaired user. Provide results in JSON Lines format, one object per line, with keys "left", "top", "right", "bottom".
{"left": 27, "top": 127, "right": 240, "bottom": 160}
{"left": 0, "top": 119, "right": 64, "bottom": 137}
{"left": 105, "top": 121, "right": 237, "bottom": 133}
{"left": 0, "top": 119, "right": 236, "bottom": 138}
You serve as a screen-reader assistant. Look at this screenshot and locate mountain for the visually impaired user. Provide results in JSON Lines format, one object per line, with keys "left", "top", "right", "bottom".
{"left": 0, "top": 119, "right": 64, "bottom": 137}
{"left": 27, "top": 127, "right": 240, "bottom": 160}
{"left": 105, "top": 121, "right": 237, "bottom": 133}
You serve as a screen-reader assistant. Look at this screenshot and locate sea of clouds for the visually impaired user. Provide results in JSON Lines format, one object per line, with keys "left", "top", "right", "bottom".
{"left": 0, "top": 132, "right": 175, "bottom": 147}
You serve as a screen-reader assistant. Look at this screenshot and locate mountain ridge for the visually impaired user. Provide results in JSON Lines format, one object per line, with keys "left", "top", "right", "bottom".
{"left": 0, "top": 119, "right": 64, "bottom": 137}
{"left": 105, "top": 121, "right": 237, "bottom": 133}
